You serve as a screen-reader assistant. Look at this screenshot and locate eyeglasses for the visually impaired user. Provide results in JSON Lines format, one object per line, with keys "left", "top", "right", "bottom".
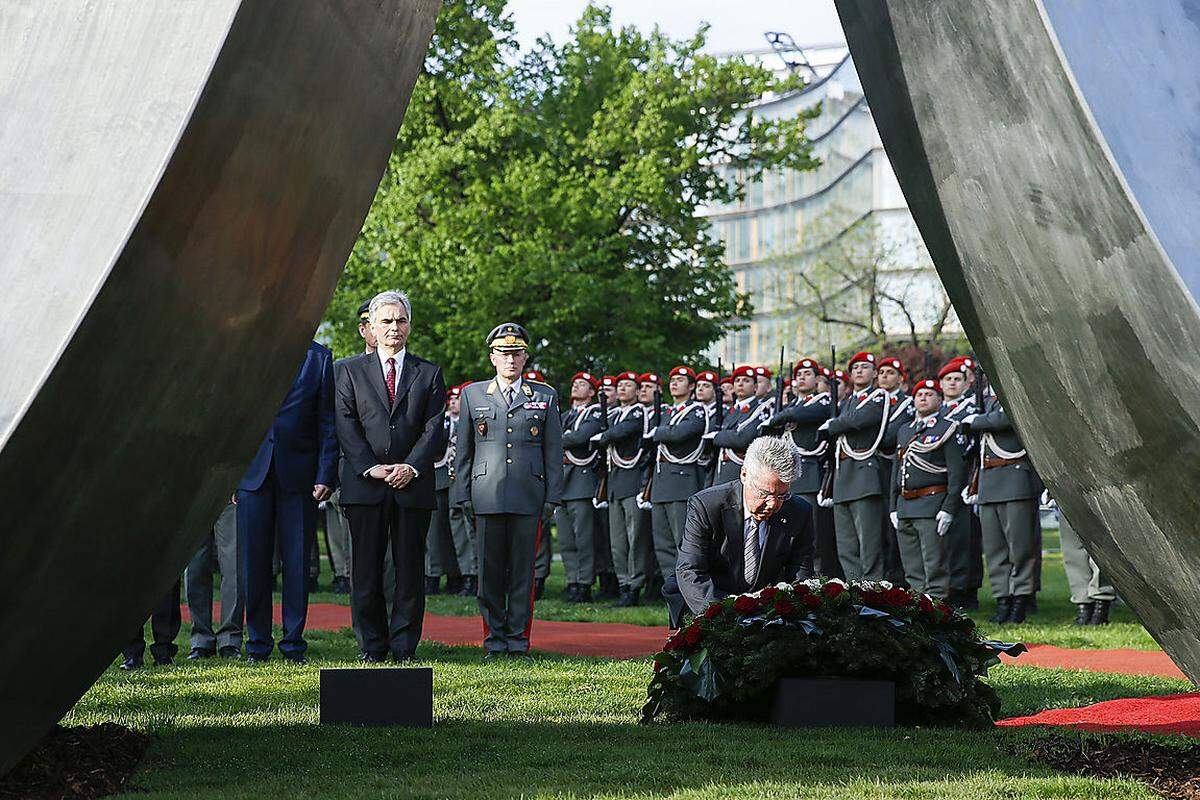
{"left": 748, "top": 483, "right": 791, "bottom": 502}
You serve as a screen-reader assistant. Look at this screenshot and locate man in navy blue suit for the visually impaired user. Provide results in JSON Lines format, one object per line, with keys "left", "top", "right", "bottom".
{"left": 238, "top": 340, "right": 338, "bottom": 663}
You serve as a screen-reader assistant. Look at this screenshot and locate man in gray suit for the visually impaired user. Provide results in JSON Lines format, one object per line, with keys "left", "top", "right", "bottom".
{"left": 556, "top": 371, "right": 605, "bottom": 602}
{"left": 453, "top": 323, "right": 564, "bottom": 659}
{"left": 823, "top": 351, "right": 888, "bottom": 581}
{"left": 184, "top": 500, "right": 244, "bottom": 659}
{"left": 648, "top": 366, "right": 709, "bottom": 585}
{"left": 961, "top": 394, "right": 1043, "bottom": 624}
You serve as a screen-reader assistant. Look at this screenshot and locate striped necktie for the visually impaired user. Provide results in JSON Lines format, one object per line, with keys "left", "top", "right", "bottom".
{"left": 744, "top": 517, "right": 760, "bottom": 586}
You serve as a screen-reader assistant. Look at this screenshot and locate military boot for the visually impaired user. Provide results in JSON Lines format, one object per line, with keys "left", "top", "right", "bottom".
{"left": 1008, "top": 595, "right": 1030, "bottom": 624}
{"left": 1090, "top": 599, "right": 1112, "bottom": 625}
{"left": 989, "top": 597, "right": 1013, "bottom": 624}
{"left": 1074, "top": 602, "right": 1095, "bottom": 626}
{"left": 596, "top": 572, "right": 620, "bottom": 601}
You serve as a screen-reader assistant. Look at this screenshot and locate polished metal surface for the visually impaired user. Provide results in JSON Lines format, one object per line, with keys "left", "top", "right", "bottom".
{"left": 0, "top": 0, "right": 438, "bottom": 771}
{"left": 834, "top": 0, "right": 1200, "bottom": 681}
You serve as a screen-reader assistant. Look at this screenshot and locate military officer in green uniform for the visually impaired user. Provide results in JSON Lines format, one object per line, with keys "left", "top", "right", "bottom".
{"left": 592, "top": 371, "right": 652, "bottom": 606}
{"left": 646, "top": 366, "right": 709, "bottom": 583}
{"left": 961, "top": 393, "right": 1043, "bottom": 624}
{"left": 822, "top": 351, "right": 889, "bottom": 580}
{"left": 453, "top": 324, "right": 564, "bottom": 658}
{"left": 556, "top": 370, "right": 605, "bottom": 602}
{"left": 764, "top": 357, "right": 840, "bottom": 576}
{"left": 889, "top": 379, "right": 965, "bottom": 598}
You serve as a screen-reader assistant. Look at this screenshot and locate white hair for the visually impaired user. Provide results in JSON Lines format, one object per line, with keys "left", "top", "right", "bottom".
{"left": 369, "top": 290, "right": 412, "bottom": 323}
{"left": 743, "top": 436, "right": 801, "bottom": 484}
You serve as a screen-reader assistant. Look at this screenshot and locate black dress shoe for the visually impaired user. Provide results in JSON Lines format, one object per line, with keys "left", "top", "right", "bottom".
{"left": 119, "top": 657, "right": 141, "bottom": 671}
{"left": 507, "top": 651, "right": 534, "bottom": 664}
{"left": 332, "top": 576, "right": 351, "bottom": 595}
{"left": 458, "top": 575, "right": 477, "bottom": 597}
{"left": 425, "top": 575, "right": 440, "bottom": 595}
{"left": 1074, "top": 602, "right": 1096, "bottom": 626}
{"left": 989, "top": 597, "right": 1013, "bottom": 624}
{"left": 1090, "top": 599, "right": 1112, "bottom": 625}
{"left": 564, "top": 583, "right": 581, "bottom": 603}
{"left": 283, "top": 653, "right": 307, "bottom": 665}
{"left": 187, "top": 648, "right": 215, "bottom": 661}
{"left": 576, "top": 585, "right": 592, "bottom": 603}
{"left": 957, "top": 591, "right": 980, "bottom": 611}
{"left": 1008, "top": 595, "right": 1029, "bottom": 624}
{"left": 360, "top": 652, "right": 386, "bottom": 663}
{"left": 614, "top": 587, "right": 634, "bottom": 607}
{"left": 246, "top": 654, "right": 270, "bottom": 664}
{"left": 533, "top": 577, "right": 546, "bottom": 601}
{"left": 219, "top": 646, "right": 242, "bottom": 660}
{"left": 153, "top": 655, "right": 174, "bottom": 667}
{"left": 595, "top": 572, "right": 620, "bottom": 601}
{"left": 444, "top": 576, "right": 464, "bottom": 595}
{"left": 482, "top": 650, "right": 504, "bottom": 661}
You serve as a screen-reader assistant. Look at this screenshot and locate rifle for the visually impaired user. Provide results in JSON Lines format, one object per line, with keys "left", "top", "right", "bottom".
{"left": 593, "top": 381, "right": 610, "bottom": 508}
{"left": 715, "top": 359, "right": 725, "bottom": 428}
{"left": 817, "top": 346, "right": 838, "bottom": 506}
{"left": 640, "top": 385, "right": 663, "bottom": 505}
{"left": 965, "top": 358, "right": 987, "bottom": 498}
{"left": 774, "top": 346, "right": 785, "bottom": 412}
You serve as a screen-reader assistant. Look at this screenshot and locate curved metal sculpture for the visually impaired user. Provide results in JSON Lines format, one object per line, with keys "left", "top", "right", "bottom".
{"left": 0, "top": 0, "right": 438, "bottom": 772}
{"left": 834, "top": 0, "right": 1200, "bottom": 680}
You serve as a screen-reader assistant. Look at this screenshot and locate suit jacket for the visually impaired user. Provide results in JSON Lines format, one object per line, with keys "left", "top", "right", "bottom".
{"left": 452, "top": 378, "right": 564, "bottom": 515}
{"left": 334, "top": 351, "right": 448, "bottom": 508}
{"left": 676, "top": 480, "right": 815, "bottom": 614}
{"left": 240, "top": 341, "right": 338, "bottom": 493}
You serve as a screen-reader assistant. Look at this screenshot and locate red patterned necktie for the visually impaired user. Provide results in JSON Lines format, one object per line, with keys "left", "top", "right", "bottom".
{"left": 386, "top": 357, "right": 397, "bottom": 405}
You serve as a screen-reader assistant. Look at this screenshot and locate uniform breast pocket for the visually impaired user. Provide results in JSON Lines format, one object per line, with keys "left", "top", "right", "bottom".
{"left": 526, "top": 413, "right": 545, "bottom": 441}
{"left": 473, "top": 409, "right": 496, "bottom": 440}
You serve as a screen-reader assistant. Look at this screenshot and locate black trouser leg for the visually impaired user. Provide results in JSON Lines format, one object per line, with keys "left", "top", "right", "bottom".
{"left": 388, "top": 507, "right": 430, "bottom": 658}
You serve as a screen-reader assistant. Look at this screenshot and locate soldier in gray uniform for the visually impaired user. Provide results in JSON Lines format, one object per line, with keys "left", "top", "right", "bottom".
{"left": 648, "top": 366, "right": 710, "bottom": 584}
{"left": 425, "top": 391, "right": 462, "bottom": 595}
{"left": 592, "top": 376, "right": 620, "bottom": 602}
{"left": 707, "top": 365, "right": 767, "bottom": 486}
{"left": 556, "top": 370, "right": 605, "bottom": 602}
{"left": 764, "top": 357, "right": 840, "bottom": 577}
{"left": 823, "top": 351, "right": 889, "bottom": 581}
{"left": 939, "top": 357, "right": 985, "bottom": 609}
{"left": 889, "top": 379, "right": 966, "bottom": 598}
{"left": 1057, "top": 506, "right": 1115, "bottom": 625}
{"left": 695, "top": 370, "right": 720, "bottom": 487}
{"left": 453, "top": 324, "right": 563, "bottom": 659}
{"left": 592, "top": 371, "right": 651, "bottom": 606}
{"left": 962, "top": 393, "right": 1043, "bottom": 623}
{"left": 877, "top": 356, "right": 914, "bottom": 586}
{"left": 445, "top": 383, "right": 477, "bottom": 596}
{"left": 522, "top": 370, "right": 555, "bottom": 601}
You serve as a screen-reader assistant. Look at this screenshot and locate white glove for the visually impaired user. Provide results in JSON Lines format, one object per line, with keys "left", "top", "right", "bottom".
{"left": 643, "top": 427, "right": 658, "bottom": 439}
{"left": 636, "top": 497, "right": 653, "bottom": 511}
{"left": 702, "top": 430, "right": 718, "bottom": 440}
{"left": 1040, "top": 489, "right": 1051, "bottom": 506}
{"left": 936, "top": 510, "right": 953, "bottom": 536}
{"left": 592, "top": 497, "right": 609, "bottom": 510}
{"left": 960, "top": 413, "right": 978, "bottom": 427}
{"left": 889, "top": 512, "right": 899, "bottom": 530}
{"left": 589, "top": 433, "right": 603, "bottom": 443}
{"left": 961, "top": 485, "right": 978, "bottom": 505}
{"left": 817, "top": 419, "right": 832, "bottom": 432}
{"left": 816, "top": 491, "right": 834, "bottom": 508}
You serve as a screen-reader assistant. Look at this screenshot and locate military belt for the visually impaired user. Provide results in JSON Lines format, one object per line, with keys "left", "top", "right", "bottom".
{"left": 902, "top": 484, "right": 947, "bottom": 500}
{"left": 983, "top": 456, "right": 1023, "bottom": 469}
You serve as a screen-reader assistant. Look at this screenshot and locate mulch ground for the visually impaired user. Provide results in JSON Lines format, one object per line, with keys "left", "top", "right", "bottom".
{"left": 1008, "top": 731, "right": 1200, "bottom": 799}
{"left": 0, "top": 724, "right": 149, "bottom": 799}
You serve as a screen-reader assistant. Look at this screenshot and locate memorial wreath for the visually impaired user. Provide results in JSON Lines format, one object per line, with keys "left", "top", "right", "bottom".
{"left": 641, "top": 578, "right": 1025, "bottom": 729}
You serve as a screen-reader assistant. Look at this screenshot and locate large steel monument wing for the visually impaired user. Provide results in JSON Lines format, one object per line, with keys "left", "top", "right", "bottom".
{"left": 0, "top": 0, "right": 438, "bottom": 771}
{"left": 834, "top": 0, "right": 1200, "bottom": 680}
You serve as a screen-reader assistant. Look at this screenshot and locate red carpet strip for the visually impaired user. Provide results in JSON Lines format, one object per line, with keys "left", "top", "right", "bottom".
{"left": 998, "top": 693, "right": 1200, "bottom": 736}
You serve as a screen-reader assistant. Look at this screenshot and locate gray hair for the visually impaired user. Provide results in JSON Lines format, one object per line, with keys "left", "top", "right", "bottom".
{"left": 369, "top": 290, "right": 412, "bottom": 323}
{"left": 743, "top": 436, "right": 801, "bottom": 484}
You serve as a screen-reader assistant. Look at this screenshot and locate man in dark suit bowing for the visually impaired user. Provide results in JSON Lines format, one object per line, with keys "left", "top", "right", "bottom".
{"left": 675, "top": 436, "right": 815, "bottom": 617}
{"left": 335, "top": 290, "right": 447, "bottom": 662}
{"left": 239, "top": 340, "right": 339, "bottom": 664}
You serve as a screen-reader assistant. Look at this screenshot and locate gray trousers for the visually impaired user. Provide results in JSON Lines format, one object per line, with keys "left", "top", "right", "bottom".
{"left": 980, "top": 498, "right": 1039, "bottom": 598}
{"left": 325, "top": 489, "right": 351, "bottom": 580}
{"left": 834, "top": 495, "right": 885, "bottom": 580}
{"left": 185, "top": 502, "right": 244, "bottom": 652}
{"left": 556, "top": 499, "right": 596, "bottom": 584}
{"left": 534, "top": 507, "right": 553, "bottom": 580}
{"left": 425, "top": 489, "right": 460, "bottom": 578}
{"left": 651, "top": 500, "right": 688, "bottom": 578}
{"left": 594, "top": 506, "right": 614, "bottom": 574}
{"left": 1059, "top": 513, "right": 1115, "bottom": 604}
{"left": 477, "top": 513, "right": 539, "bottom": 653}
{"left": 946, "top": 505, "right": 983, "bottom": 593}
{"left": 896, "top": 516, "right": 949, "bottom": 598}
{"left": 609, "top": 495, "right": 648, "bottom": 590}
{"left": 450, "top": 502, "right": 477, "bottom": 575}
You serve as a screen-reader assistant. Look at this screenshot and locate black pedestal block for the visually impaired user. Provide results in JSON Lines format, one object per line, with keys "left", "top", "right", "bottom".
{"left": 771, "top": 677, "right": 895, "bottom": 728}
{"left": 319, "top": 667, "right": 433, "bottom": 727}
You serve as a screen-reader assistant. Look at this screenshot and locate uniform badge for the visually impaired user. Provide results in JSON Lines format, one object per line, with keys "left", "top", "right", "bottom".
{"left": 477, "top": 419, "right": 488, "bottom": 437}
{"left": 530, "top": 424, "right": 540, "bottom": 437}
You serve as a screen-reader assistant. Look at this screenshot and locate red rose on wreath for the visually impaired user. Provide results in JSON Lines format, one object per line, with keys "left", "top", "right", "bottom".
{"left": 683, "top": 624, "right": 702, "bottom": 646}
{"left": 822, "top": 582, "right": 846, "bottom": 599}
{"left": 760, "top": 586, "right": 779, "bottom": 602}
{"left": 885, "top": 587, "right": 911, "bottom": 608}
{"left": 774, "top": 597, "right": 796, "bottom": 616}
{"left": 918, "top": 595, "right": 935, "bottom": 614}
{"left": 733, "top": 595, "right": 762, "bottom": 614}
{"left": 703, "top": 603, "right": 724, "bottom": 620}
{"left": 802, "top": 593, "right": 821, "bottom": 609}
{"left": 793, "top": 583, "right": 811, "bottom": 597}
{"left": 662, "top": 636, "right": 679, "bottom": 652}
{"left": 859, "top": 589, "right": 885, "bottom": 607}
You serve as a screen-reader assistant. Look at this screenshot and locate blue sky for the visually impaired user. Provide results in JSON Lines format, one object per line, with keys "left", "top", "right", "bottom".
{"left": 505, "top": 0, "right": 845, "bottom": 54}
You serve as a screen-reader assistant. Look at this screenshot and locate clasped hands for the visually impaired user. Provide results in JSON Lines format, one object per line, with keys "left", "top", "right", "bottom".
{"left": 369, "top": 463, "right": 417, "bottom": 489}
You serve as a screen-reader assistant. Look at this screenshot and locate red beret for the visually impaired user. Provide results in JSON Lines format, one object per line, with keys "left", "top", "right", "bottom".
{"left": 835, "top": 369, "right": 848, "bottom": 381}
{"left": 730, "top": 365, "right": 755, "bottom": 380}
{"left": 913, "top": 378, "right": 943, "bottom": 396}
{"left": 638, "top": 372, "right": 661, "bottom": 386}
{"left": 847, "top": 351, "right": 877, "bottom": 368}
{"left": 753, "top": 366, "right": 773, "bottom": 379}
{"left": 615, "top": 371, "right": 639, "bottom": 384}
{"left": 669, "top": 365, "right": 696, "bottom": 381}
{"left": 523, "top": 370, "right": 545, "bottom": 383}
{"left": 937, "top": 358, "right": 970, "bottom": 380}
{"left": 695, "top": 370, "right": 718, "bottom": 384}
{"left": 571, "top": 371, "right": 599, "bottom": 390}
{"left": 793, "top": 357, "right": 823, "bottom": 376}
{"left": 601, "top": 375, "right": 617, "bottom": 387}
{"left": 719, "top": 375, "right": 733, "bottom": 385}
{"left": 448, "top": 384, "right": 462, "bottom": 399}
{"left": 878, "top": 357, "right": 907, "bottom": 378}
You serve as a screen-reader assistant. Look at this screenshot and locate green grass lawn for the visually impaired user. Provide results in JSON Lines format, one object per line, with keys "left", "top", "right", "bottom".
{"left": 70, "top": 627, "right": 1187, "bottom": 800}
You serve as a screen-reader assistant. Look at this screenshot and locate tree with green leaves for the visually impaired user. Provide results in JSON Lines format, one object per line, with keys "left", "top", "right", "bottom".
{"left": 329, "top": 1, "right": 819, "bottom": 385}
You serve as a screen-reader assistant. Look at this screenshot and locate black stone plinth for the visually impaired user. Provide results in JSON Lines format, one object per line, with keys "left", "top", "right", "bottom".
{"left": 771, "top": 678, "right": 895, "bottom": 728}
{"left": 319, "top": 667, "right": 433, "bottom": 728}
